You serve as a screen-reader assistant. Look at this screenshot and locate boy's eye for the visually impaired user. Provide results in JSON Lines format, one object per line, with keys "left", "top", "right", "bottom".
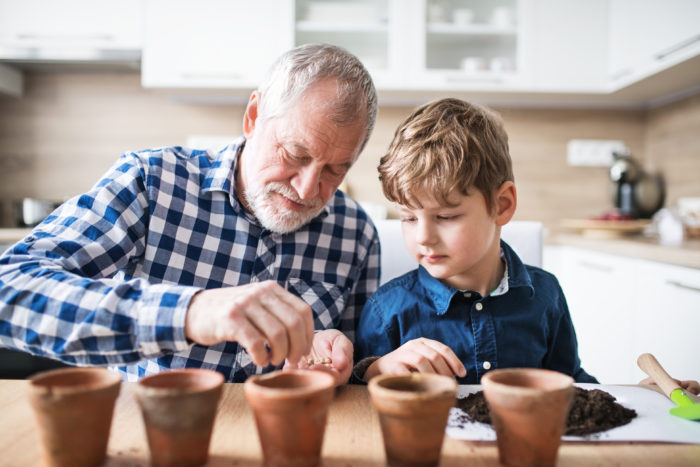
{"left": 437, "top": 215, "right": 456, "bottom": 221}
{"left": 399, "top": 216, "right": 417, "bottom": 223}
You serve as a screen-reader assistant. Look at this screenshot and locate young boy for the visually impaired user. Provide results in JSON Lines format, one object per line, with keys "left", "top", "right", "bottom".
{"left": 352, "top": 98, "right": 597, "bottom": 384}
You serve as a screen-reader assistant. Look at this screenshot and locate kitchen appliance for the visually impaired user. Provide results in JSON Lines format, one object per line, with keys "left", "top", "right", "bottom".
{"left": 637, "top": 353, "right": 700, "bottom": 422}
{"left": 610, "top": 153, "right": 665, "bottom": 219}
{"left": 0, "top": 198, "right": 61, "bottom": 228}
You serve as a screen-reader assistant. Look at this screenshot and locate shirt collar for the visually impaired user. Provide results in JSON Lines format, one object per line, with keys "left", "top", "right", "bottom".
{"left": 417, "top": 239, "right": 536, "bottom": 315}
{"left": 200, "top": 136, "right": 331, "bottom": 224}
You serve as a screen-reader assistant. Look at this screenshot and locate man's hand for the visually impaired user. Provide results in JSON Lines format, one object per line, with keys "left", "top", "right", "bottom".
{"left": 364, "top": 337, "right": 466, "bottom": 382}
{"left": 285, "top": 329, "right": 353, "bottom": 386}
{"left": 185, "top": 281, "right": 314, "bottom": 367}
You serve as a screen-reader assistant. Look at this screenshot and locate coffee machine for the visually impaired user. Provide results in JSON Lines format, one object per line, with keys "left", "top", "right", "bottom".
{"left": 610, "top": 153, "right": 665, "bottom": 219}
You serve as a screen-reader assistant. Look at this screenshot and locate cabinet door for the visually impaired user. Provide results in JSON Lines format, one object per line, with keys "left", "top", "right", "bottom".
{"left": 417, "top": 0, "right": 528, "bottom": 88}
{"left": 0, "top": 0, "right": 143, "bottom": 58}
{"left": 529, "top": 0, "right": 608, "bottom": 90}
{"left": 294, "top": 0, "right": 398, "bottom": 87}
{"left": 553, "top": 247, "right": 640, "bottom": 384}
{"left": 608, "top": 0, "right": 700, "bottom": 84}
{"left": 142, "top": 0, "right": 294, "bottom": 88}
{"left": 633, "top": 261, "right": 700, "bottom": 382}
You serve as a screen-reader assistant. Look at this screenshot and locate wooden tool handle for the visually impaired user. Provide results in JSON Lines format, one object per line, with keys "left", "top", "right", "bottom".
{"left": 637, "top": 353, "right": 681, "bottom": 397}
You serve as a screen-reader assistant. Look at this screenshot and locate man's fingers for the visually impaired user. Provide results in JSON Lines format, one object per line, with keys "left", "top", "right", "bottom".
{"left": 244, "top": 303, "right": 289, "bottom": 366}
{"left": 269, "top": 283, "right": 314, "bottom": 359}
{"left": 226, "top": 316, "right": 270, "bottom": 367}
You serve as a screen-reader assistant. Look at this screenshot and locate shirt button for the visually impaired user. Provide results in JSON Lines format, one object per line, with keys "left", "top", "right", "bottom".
{"left": 483, "top": 361, "right": 491, "bottom": 370}
{"left": 463, "top": 292, "right": 472, "bottom": 298}
{"left": 475, "top": 302, "right": 483, "bottom": 311}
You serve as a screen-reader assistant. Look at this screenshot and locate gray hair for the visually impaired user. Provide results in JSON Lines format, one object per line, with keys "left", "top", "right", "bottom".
{"left": 257, "top": 43, "right": 378, "bottom": 153}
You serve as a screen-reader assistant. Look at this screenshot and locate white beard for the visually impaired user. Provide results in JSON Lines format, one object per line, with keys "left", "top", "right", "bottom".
{"left": 244, "top": 181, "right": 324, "bottom": 234}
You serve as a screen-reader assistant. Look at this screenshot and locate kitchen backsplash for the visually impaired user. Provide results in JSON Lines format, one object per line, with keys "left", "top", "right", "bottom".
{"left": 0, "top": 73, "right": 699, "bottom": 226}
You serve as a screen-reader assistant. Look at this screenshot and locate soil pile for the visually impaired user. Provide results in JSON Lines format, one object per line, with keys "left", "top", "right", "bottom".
{"left": 455, "top": 387, "right": 637, "bottom": 436}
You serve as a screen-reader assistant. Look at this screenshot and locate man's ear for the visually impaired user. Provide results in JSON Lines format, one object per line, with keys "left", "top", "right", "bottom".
{"left": 494, "top": 181, "right": 517, "bottom": 226}
{"left": 243, "top": 91, "right": 261, "bottom": 137}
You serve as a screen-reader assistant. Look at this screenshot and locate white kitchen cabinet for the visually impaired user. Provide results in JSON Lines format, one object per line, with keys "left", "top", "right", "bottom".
{"left": 416, "top": 0, "right": 529, "bottom": 88}
{"left": 0, "top": 0, "right": 143, "bottom": 61}
{"left": 141, "top": 0, "right": 294, "bottom": 89}
{"left": 632, "top": 261, "right": 700, "bottom": 382}
{"left": 545, "top": 246, "right": 640, "bottom": 384}
{"left": 544, "top": 245, "right": 700, "bottom": 385}
{"left": 293, "top": 0, "right": 530, "bottom": 89}
{"left": 528, "top": 0, "right": 608, "bottom": 91}
{"left": 294, "top": 0, "right": 399, "bottom": 87}
{"left": 608, "top": 0, "right": 700, "bottom": 86}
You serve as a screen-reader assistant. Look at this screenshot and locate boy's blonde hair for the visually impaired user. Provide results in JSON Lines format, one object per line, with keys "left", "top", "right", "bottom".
{"left": 378, "top": 98, "right": 513, "bottom": 213}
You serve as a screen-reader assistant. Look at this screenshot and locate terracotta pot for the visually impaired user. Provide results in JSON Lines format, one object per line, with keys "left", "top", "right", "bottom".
{"left": 244, "top": 369, "right": 336, "bottom": 467}
{"left": 135, "top": 368, "right": 224, "bottom": 467}
{"left": 481, "top": 368, "right": 574, "bottom": 467}
{"left": 367, "top": 373, "right": 458, "bottom": 467}
{"left": 27, "top": 367, "right": 121, "bottom": 467}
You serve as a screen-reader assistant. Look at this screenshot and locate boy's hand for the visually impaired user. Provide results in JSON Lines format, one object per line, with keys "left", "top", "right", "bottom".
{"left": 364, "top": 337, "right": 466, "bottom": 381}
{"left": 639, "top": 377, "right": 700, "bottom": 395}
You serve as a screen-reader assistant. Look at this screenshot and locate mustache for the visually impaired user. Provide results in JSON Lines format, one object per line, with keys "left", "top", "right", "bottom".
{"left": 265, "top": 183, "right": 320, "bottom": 208}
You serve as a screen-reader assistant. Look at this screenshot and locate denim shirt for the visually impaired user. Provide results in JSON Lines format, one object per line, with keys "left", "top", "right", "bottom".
{"left": 355, "top": 240, "right": 597, "bottom": 384}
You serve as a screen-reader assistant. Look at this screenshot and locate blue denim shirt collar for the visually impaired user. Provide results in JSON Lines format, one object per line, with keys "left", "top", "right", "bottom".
{"left": 417, "top": 240, "right": 535, "bottom": 316}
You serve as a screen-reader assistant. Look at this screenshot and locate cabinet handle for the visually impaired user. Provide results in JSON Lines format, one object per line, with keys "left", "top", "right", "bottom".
{"left": 578, "top": 261, "right": 613, "bottom": 273}
{"left": 665, "top": 280, "right": 700, "bottom": 294}
{"left": 609, "top": 68, "right": 633, "bottom": 81}
{"left": 654, "top": 34, "right": 700, "bottom": 60}
{"left": 444, "top": 76, "right": 504, "bottom": 84}
{"left": 180, "top": 72, "right": 243, "bottom": 81}
{"left": 16, "top": 33, "right": 116, "bottom": 42}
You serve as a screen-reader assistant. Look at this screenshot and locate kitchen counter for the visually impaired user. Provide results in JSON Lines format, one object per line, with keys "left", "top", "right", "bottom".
{"left": 0, "top": 227, "right": 31, "bottom": 245}
{"left": 546, "top": 229, "right": 700, "bottom": 270}
{"left": 1, "top": 380, "right": 698, "bottom": 466}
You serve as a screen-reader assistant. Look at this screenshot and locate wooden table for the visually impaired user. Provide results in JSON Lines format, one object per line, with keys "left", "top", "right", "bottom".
{"left": 1, "top": 380, "right": 699, "bottom": 466}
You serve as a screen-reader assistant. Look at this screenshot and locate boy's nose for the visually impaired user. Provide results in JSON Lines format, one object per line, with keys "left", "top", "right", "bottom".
{"left": 290, "top": 165, "right": 321, "bottom": 200}
{"left": 415, "top": 222, "right": 437, "bottom": 245}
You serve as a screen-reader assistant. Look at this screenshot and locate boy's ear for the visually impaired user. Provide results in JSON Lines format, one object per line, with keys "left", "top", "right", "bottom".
{"left": 243, "top": 91, "right": 261, "bottom": 137}
{"left": 494, "top": 181, "right": 517, "bottom": 226}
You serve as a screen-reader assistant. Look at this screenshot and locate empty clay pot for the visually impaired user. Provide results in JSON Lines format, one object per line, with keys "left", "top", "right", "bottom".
{"left": 135, "top": 368, "right": 224, "bottom": 467}
{"left": 244, "top": 369, "right": 336, "bottom": 467}
{"left": 27, "top": 367, "right": 121, "bottom": 467}
{"left": 368, "top": 373, "right": 458, "bottom": 467}
{"left": 481, "top": 368, "right": 574, "bottom": 467}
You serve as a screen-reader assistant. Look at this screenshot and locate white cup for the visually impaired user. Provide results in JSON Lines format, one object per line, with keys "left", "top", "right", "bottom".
{"left": 490, "top": 57, "right": 513, "bottom": 73}
{"left": 453, "top": 8, "right": 474, "bottom": 25}
{"left": 491, "top": 7, "right": 514, "bottom": 27}
{"left": 460, "top": 57, "right": 487, "bottom": 73}
{"left": 428, "top": 5, "right": 445, "bottom": 23}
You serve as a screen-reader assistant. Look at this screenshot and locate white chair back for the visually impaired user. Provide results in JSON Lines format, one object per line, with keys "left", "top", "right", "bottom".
{"left": 374, "top": 219, "right": 543, "bottom": 286}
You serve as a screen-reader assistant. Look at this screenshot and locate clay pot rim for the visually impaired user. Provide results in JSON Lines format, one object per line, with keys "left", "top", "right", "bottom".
{"left": 29, "top": 367, "right": 121, "bottom": 395}
{"left": 368, "top": 373, "right": 458, "bottom": 401}
{"left": 481, "top": 368, "right": 574, "bottom": 396}
{"left": 243, "top": 369, "right": 335, "bottom": 399}
{"left": 136, "top": 368, "right": 225, "bottom": 396}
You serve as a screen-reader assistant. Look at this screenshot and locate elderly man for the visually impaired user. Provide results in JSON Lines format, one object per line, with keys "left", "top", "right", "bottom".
{"left": 0, "top": 44, "right": 379, "bottom": 384}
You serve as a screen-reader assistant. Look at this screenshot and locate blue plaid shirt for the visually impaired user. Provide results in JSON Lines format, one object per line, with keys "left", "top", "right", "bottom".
{"left": 354, "top": 241, "right": 597, "bottom": 384}
{"left": 0, "top": 137, "right": 380, "bottom": 382}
